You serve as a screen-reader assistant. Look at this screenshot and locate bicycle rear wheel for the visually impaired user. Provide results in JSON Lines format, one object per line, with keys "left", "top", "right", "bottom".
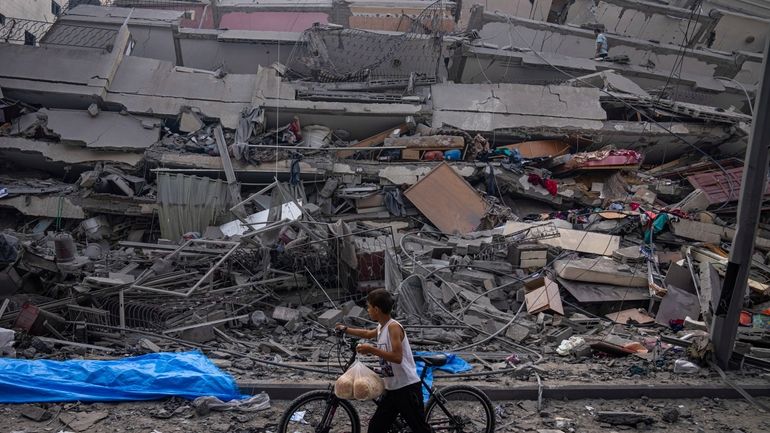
{"left": 424, "top": 384, "right": 495, "bottom": 433}
{"left": 277, "top": 390, "right": 361, "bottom": 433}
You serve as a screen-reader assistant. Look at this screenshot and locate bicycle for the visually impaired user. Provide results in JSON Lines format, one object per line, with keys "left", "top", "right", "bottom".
{"left": 277, "top": 330, "right": 495, "bottom": 433}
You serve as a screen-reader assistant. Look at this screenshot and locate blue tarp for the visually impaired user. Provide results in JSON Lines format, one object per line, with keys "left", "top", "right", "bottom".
{"left": 0, "top": 351, "right": 246, "bottom": 403}
{"left": 414, "top": 351, "right": 472, "bottom": 402}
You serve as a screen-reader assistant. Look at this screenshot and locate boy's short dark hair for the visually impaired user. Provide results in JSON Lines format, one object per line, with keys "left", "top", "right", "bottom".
{"left": 367, "top": 289, "right": 394, "bottom": 315}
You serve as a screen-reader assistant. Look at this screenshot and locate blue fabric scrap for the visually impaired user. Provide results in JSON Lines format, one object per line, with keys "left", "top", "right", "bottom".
{"left": 414, "top": 351, "right": 472, "bottom": 403}
{"left": 0, "top": 350, "right": 246, "bottom": 403}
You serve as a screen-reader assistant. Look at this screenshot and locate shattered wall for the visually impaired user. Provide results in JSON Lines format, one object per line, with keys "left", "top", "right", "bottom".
{"left": 347, "top": 1, "right": 456, "bottom": 32}
{"left": 709, "top": 10, "right": 770, "bottom": 54}
{"left": 105, "top": 56, "right": 256, "bottom": 129}
{"left": 457, "top": 0, "right": 552, "bottom": 28}
{"left": 471, "top": 10, "right": 762, "bottom": 85}
{"left": 0, "top": 0, "right": 59, "bottom": 23}
{"left": 564, "top": 0, "right": 708, "bottom": 46}
{"left": 563, "top": 0, "right": 770, "bottom": 54}
{"left": 253, "top": 68, "right": 424, "bottom": 139}
{"left": 0, "top": 25, "right": 130, "bottom": 108}
{"left": 177, "top": 29, "right": 300, "bottom": 73}
{"left": 57, "top": 5, "right": 182, "bottom": 63}
{"left": 287, "top": 27, "right": 442, "bottom": 82}
{"left": 669, "top": 0, "right": 770, "bottom": 20}
{"left": 455, "top": 46, "right": 753, "bottom": 111}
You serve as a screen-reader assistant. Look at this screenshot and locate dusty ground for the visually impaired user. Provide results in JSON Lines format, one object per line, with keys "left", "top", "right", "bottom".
{"left": 1, "top": 395, "right": 769, "bottom": 433}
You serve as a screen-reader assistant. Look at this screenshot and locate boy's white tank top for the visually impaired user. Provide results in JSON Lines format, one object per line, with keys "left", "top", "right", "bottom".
{"left": 376, "top": 318, "right": 420, "bottom": 391}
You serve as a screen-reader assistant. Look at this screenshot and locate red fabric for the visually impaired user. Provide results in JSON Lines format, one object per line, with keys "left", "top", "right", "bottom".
{"left": 629, "top": 202, "right": 641, "bottom": 211}
{"left": 668, "top": 209, "right": 689, "bottom": 219}
{"left": 288, "top": 118, "right": 302, "bottom": 140}
{"left": 740, "top": 311, "right": 753, "bottom": 327}
{"left": 423, "top": 151, "right": 444, "bottom": 161}
{"left": 544, "top": 179, "right": 558, "bottom": 196}
{"left": 527, "top": 174, "right": 557, "bottom": 196}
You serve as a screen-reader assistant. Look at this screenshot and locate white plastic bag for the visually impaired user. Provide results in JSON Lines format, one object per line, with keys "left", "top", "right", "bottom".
{"left": 334, "top": 360, "right": 385, "bottom": 401}
{"left": 556, "top": 336, "right": 585, "bottom": 356}
{"left": 673, "top": 359, "right": 699, "bottom": 374}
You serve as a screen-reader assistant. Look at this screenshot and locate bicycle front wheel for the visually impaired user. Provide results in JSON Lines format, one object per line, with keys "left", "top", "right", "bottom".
{"left": 277, "top": 390, "right": 361, "bottom": 433}
{"left": 425, "top": 384, "right": 495, "bottom": 433}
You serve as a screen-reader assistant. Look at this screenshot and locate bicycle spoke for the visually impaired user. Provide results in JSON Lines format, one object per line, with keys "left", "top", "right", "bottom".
{"left": 425, "top": 386, "right": 494, "bottom": 433}
{"left": 284, "top": 398, "right": 356, "bottom": 432}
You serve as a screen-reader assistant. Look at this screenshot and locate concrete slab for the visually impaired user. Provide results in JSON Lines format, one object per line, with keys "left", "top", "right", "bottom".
{"left": 16, "top": 109, "right": 160, "bottom": 150}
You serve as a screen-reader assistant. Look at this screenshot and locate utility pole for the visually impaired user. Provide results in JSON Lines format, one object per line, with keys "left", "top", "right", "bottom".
{"left": 711, "top": 35, "right": 770, "bottom": 369}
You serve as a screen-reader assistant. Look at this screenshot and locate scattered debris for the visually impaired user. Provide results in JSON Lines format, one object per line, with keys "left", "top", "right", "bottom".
{"left": 0, "top": 0, "right": 768, "bottom": 430}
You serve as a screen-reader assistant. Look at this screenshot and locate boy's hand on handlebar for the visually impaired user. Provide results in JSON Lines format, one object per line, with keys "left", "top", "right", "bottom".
{"left": 334, "top": 323, "right": 347, "bottom": 336}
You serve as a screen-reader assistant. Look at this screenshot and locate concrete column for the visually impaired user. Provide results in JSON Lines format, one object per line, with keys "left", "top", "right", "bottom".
{"left": 711, "top": 34, "right": 770, "bottom": 369}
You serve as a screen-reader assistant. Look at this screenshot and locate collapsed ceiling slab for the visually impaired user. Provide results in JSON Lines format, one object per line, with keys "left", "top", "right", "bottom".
{"left": 253, "top": 67, "right": 424, "bottom": 139}
{"left": 0, "top": 25, "right": 130, "bottom": 108}
{"left": 0, "top": 193, "right": 156, "bottom": 218}
{"left": 105, "top": 56, "right": 257, "bottom": 129}
{"left": 431, "top": 82, "right": 606, "bottom": 131}
{"left": 15, "top": 109, "right": 160, "bottom": 150}
{"left": 0, "top": 137, "right": 144, "bottom": 176}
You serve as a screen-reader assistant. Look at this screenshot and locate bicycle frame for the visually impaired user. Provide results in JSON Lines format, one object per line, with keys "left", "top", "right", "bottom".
{"left": 333, "top": 334, "right": 459, "bottom": 428}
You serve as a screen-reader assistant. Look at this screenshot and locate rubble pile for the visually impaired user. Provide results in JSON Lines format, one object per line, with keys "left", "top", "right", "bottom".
{"left": 1, "top": 103, "right": 769, "bottom": 380}
{"left": 0, "top": 1, "right": 769, "bottom": 430}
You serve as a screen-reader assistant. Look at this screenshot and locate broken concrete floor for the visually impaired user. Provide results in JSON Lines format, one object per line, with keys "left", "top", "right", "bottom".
{"left": 1, "top": 395, "right": 769, "bottom": 433}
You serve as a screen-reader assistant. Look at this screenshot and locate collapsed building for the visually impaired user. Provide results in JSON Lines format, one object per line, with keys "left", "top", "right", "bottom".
{"left": 0, "top": 0, "right": 769, "bottom": 430}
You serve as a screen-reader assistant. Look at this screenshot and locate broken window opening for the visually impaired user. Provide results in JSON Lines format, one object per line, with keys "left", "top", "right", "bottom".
{"left": 24, "top": 30, "right": 36, "bottom": 46}
{"left": 707, "top": 31, "right": 716, "bottom": 48}
{"left": 52, "top": 1, "right": 62, "bottom": 17}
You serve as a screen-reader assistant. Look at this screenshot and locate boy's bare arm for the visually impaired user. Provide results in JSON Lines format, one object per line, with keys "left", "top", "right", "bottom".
{"left": 336, "top": 323, "right": 377, "bottom": 339}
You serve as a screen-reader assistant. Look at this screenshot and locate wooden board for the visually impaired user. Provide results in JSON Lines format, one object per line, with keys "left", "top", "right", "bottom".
{"left": 336, "top": 123, "right": 406, "bottom": 158}
{"left": 404, "top": 163, "right": 486, "bottom": 235}
{"left": 497, "top": 140, "right": 570, "bottom": 158}
{"left": 606, "top": 308, "right": 655, "bottom": 324}
{"left": 525, "top": 277, "right": 564, "bottom": 315}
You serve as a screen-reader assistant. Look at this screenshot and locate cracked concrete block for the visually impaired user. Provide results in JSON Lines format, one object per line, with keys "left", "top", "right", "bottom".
{"left": 505, "top": 323, "right": 531, "bottom": 343}
{"left": 318, "top": 309, "right": 343, "bottom": 328}
{"left": 272, "top": 306, "right": 301, "bottom": 323}
{"left": 345, "top": 305, "right": 367, "bottom": 319}
{"left": 87, "top": 103, "right": 100, "bottom": 117}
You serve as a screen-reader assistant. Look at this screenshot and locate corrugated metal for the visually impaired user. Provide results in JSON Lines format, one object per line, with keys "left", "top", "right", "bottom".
{"left": 157, "top": 173, "right": 229, "bottom": 240}
{"left": 219, "top": 12, "right": 328, "bottom": 32}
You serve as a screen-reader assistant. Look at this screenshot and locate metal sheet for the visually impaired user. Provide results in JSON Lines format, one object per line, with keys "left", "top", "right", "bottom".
{"left": 404, "top": 163, "right": 486, "bottom": 235}
{"left": 157, "top": 173, "right": 229, "bottom": 240}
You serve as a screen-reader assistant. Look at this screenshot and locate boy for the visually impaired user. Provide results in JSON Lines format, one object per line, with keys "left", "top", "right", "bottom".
{"left": 594, "top": 27, "right": 608, "bottom": 59}
{"left": 336, "top": 289, "right": 430, "bottom": 433}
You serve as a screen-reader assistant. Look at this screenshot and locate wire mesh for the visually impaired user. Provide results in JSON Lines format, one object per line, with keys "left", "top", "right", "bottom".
{"left": 42, "top": 23, "right": 119, "bottom": 49}
{"left": 285, "top": 0, "right": 449, "bottom": 82}
{"left": 0, "top": 17, "right": 118, "bottom": 49}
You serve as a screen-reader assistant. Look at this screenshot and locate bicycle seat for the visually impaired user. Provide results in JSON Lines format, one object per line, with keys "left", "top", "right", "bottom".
{"left": 414, "top": 353, "right": 448, "bottom": 367}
